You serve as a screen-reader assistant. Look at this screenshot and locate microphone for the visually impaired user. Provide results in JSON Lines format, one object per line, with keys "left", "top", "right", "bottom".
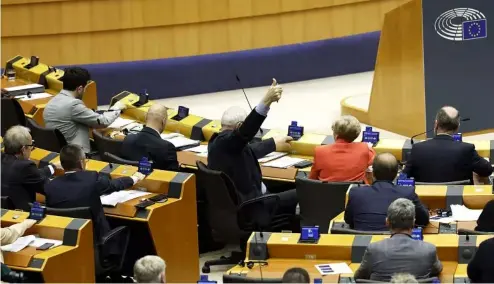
{"left": 236, "top": 74, "right": 263, "bottom": 135}
{"left": 410, "top": 117, "right": 470, "bottom": 145}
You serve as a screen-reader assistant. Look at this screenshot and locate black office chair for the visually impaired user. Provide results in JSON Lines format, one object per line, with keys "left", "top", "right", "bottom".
{"left": 196, "top": 161, "right": 291, "bottom": 273}
{"left": 296, "top": 178, "right": 362, "bottom": 233}
{"left": 356, "top": 277, "right": 439, "bottom": 283}
{"left": 26, "top": 118, "right": 67, "bottom": 153}
{"left": 103, "top": 152, "right": 139, "bottom": 166}
{"left": 223, "top": 274, "right": 282, "bottom": 283}
{"left": 1, "top": 196, "right": 15, "bottom": 210}
{"left": 43, "top": 206, "right": 130, "bottom": 281}
{"left": 92, "top": 130, "right": 123, "bottom": 158}
{"left": 1, "top": 98, "right": 26, "bottom": 136}
{"left": 330, "top": 226, "right": 389, "bottom": 235}
{"left": 415, "top": 180, "right": 471, "bottom": 185}
{"left": 458, "top": 228, "right": 494, "bottom": 235}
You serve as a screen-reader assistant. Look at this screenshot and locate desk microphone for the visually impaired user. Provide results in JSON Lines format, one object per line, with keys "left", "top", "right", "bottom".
{"left": 410, "top": 117, "right": 470, "bottom": 145}
{"left": 236, "top": 74, "right": 263, "bottom": 135}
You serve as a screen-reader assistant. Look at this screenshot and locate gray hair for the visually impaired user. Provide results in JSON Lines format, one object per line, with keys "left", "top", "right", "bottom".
{"left": 3, "top": 125, "right": 31, "bottom": 154}
{"left": 390, "top": 273, "right": 418, "bottom": 283}
{"left": 221, "top": 106, "right": 248, "bottom": 128}
{"left": 332, "top": 115, "right": 361, "bottom": 142}
{"left": 387, "top": 198, "right": 415, "bottom": 230}
{"left": 134, "top": 255, "right": 166, "bottom": 283}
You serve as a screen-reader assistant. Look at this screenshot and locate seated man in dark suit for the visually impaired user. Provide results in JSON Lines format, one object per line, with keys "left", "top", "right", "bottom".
{"left": 121, "top": 104, "right": 179, "bottom": 171}
{"left": 1, "top": 125, "right": 59, "bottom": 211}
{"left": 354, "top": 198, "right": 442, "bottom": 282}
{"left": 45, "top": 144, "right": 144, "bottom": 243}
{"left": 468, "top": 236, "right": 494, "bottom": 283}
{"left": 345, "top": 153, "right": 429, "bottom": 231}
{"left": 403, "top": 106, "right": 492, "bottom": 183}
{"left": 208, "top": 79, "right": 297, "bottom": 214}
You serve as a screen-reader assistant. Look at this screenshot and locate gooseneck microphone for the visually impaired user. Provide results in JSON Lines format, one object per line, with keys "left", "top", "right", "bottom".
{"left": 236, "top": 74, "right": 263, "bottom": 135}
{"left": 410, "top": 117, "right": 470, "bottom": 145}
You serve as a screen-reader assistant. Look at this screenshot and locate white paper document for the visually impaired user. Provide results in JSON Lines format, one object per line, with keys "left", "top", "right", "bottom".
{"left": 450, "top": 204, "right": 482, "bottom": 221}
{"left": 3, "top": 83, "right": 44, "bottom": 92}
{"left": 101, "top": 190, "right": 150, "bottom": 207}
{"left": 107, "top": 117, "right": 136, "bottom": 129}
{"left": 1, "top": 235, "right": 36, "bottom": 252}
{"left": 160, "top": 133, "right": 183, "bottom": 140}
{"left": 183, "top": 144, "right": 208, "bottom": 154}
{"left": 29, "top": 237, "right": 63, "bottom": 249}
{"left": 16, "top": 92, "right": 52, "bottom": 101}
{"left": 315, "top": 263, "right": 353, "bottom": 275}
{"left": 123, "top": 122, "right": 143, "bottom": 133}
{"left": 258, "top": 152, "right": 288, "bottom": 163}
{"left": 262, "top": 156, "right": 305, "bottom": 168}
{"left": 162, "top": 136, "right": 200, "bottom": 149}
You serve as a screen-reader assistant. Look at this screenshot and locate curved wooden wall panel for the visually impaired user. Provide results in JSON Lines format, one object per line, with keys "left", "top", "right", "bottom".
{"left": 1, "top": 0, "right": 409, "bottom": 65}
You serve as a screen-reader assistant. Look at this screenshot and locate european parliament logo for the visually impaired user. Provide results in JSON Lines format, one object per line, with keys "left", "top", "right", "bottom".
{"left": 434, "top": 8, "right": 487, "bottom": 41}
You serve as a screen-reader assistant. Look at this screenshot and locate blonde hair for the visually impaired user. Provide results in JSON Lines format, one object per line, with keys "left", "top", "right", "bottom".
{"left": 4, "top": 125, "right": 31, "bottom": 154}
{"left": 134, "top": 255, "right": 166, "bottom": 283}
{"left": 332, "top": 115, "right": 361, "bottom": 142}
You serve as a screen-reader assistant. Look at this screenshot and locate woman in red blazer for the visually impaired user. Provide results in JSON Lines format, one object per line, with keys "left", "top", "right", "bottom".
{"left": 309, "top": 115, "right": 375, "bottom": 184}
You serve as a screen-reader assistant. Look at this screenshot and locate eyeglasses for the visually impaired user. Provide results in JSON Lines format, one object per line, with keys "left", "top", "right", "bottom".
{"left": 24, "top": 140, "right": 35, "bottom": 150}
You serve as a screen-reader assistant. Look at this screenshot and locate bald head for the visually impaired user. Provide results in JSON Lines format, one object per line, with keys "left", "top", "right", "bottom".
{"left": 435, "top": 106, "right": 460, "bottom": 134}
{"left": 373, "top": 153, "right": 399, "bottom": 181}
{"left": 146, "top": 104, "right": 168, "bottom": 132}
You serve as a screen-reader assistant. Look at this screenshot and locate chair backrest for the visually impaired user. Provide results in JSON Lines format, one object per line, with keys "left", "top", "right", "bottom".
{"left": 223, "top": 274, "right": 282, "bottom": 283}
{"left": 296, "top": 178, "right": 361, "bottom": 233}
{"left": 92, "top": 129, "right": 123, "bottom": 157}
{"left": 330, "top": 226, "right": 389, "bottom": 235}
{"left": 356, "top": 277, "right": 439, "bottom": 283}
{"left": 415, "top": 180, "right": 471, "bottom": 185}
{"left": 1, "top": 98, "right": 26, "bottom": 136}
{"left": 26, "top": 118, "right": 67, "bottom": 153}
{"left": 458, "top": 228, "right": 494, "bottom": 235}
{"left": 1, "top": 196, "right": 15, "bottom": 210}
{"left": 103, "top": 152, "right": 139, "bottom": 166}
{"left": 237, "top": 194, "right": 280, "bottom": 232}
{"left": 99, "top": 226, "right": 130, "bottom": 273}
{"left": 195, "top": 161, "right": 242, "bottom": 242}
{"left": 45, "top": 206, "right": 93, "bottom": 219}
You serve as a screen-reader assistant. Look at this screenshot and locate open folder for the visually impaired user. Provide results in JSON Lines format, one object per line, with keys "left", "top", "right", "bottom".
{"left": 101, "top": 190, "right": 150, "bottom": 207}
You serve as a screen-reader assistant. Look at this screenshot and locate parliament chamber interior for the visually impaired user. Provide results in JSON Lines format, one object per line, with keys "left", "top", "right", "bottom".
{"left": 1, "top": 0, "right": 494, "bottom": 283}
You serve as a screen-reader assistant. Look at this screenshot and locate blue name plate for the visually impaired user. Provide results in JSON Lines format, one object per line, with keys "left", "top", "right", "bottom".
{"left": 300, "top": 226, "right": 320, "bottom": 241}
{"left": 411, "top": 227, "right": 423, "bottom": 241}
{"left": 288, "top": 122, "right": 304, "bottom": 141}
{"left": 138, "top": 158, "right": 153, "bottom": 175}
{"left": 396, "top": 178, "right": 415, "bottom": 187}
{"left": 452, "top": 133, "right": 462, "bottom": 142}
{"left": 362, "top": 126, "right": 380, "bottom": 145}
{"left": 178, "top": 106, "right": 189, "bottom": 119}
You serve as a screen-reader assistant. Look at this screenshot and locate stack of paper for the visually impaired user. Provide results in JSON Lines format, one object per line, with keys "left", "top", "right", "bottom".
{"left": 16, "top": 92, "right": 52, "bottom": 101}
{"left": 258, "top": 152, "right": 288, "bottom": 163}
{"left": 160, "top": 133, "right": 183, "bottom": 140}
{"left": 3, "top": 83, "right": 45, "bottom": 96}
{"left": 262, "top": 156, "right": 305, "bottom": 168}
{"left": 29, "top": 237, "right": 63, "bottom": 249}
{"left": 315, "top": 263, "right": 353, "bottom": 275}
{"left": 450, "top": 204, "right": 482, "bottom": 221}
{"left": 183, "top": 144, "right": 208, "bottom": 154}
{"left": 107, "top": 117, "right": 136, "bottom": 129}
{"left": 162, "top": 135, "right": 200, "bottom": 149}
{"left": 101, "top": 190, "right": 150, "bottom": 207}
{"left": 1, "top": 235, "right": 36, "bottom": 252}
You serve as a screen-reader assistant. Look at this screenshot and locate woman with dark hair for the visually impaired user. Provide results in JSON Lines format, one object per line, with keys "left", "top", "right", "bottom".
{"left": 475, "top": 200, "right": 494, "bottom": 232}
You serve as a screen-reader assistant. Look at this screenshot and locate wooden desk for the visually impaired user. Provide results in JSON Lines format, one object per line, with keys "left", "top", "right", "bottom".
{"left": 1, "top": 209, "right": 95, "bottom": 282}
{"left": 226, "top": 232, "right": 494, "bottom": 282}
{"left": 1, "top": 55, "right": 97, "bottom": 126}
{"left": 112, "top": 90, "right": 494, "bottom": 163}
{"left": 27, "top": 147, "right": 200, "bottom": 283}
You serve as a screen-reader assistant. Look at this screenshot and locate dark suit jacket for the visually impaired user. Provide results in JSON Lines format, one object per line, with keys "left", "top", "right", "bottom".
{"left": 467, "top": 237, "right": 494, "bottom": 283}
{"left": 475, "top": 200, "right": 494, "bottom": 232}
{"left": 403, "top": 135, "right": 493, "bottom": 183}
{"left": 44, "top": 171, "right": 134, "bottom": 242}
{"left": 121, "top": 126, "right": 179, "bottom": 171}
{"left": 207, "top": 109, "right": 275, "bottom": 203}
{"left": 1, "top": 154, "right": 53, "bottom": 211}
{"left": 344, "top": 181, "right": 429, "bottom": 231}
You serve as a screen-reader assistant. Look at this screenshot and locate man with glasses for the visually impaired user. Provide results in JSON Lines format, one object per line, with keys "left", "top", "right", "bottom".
{"left": 1, "top": 126, "right": 60, "bottom": 211}
{"left": 43, "top": 67, "right": 127, "bottom": 154}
